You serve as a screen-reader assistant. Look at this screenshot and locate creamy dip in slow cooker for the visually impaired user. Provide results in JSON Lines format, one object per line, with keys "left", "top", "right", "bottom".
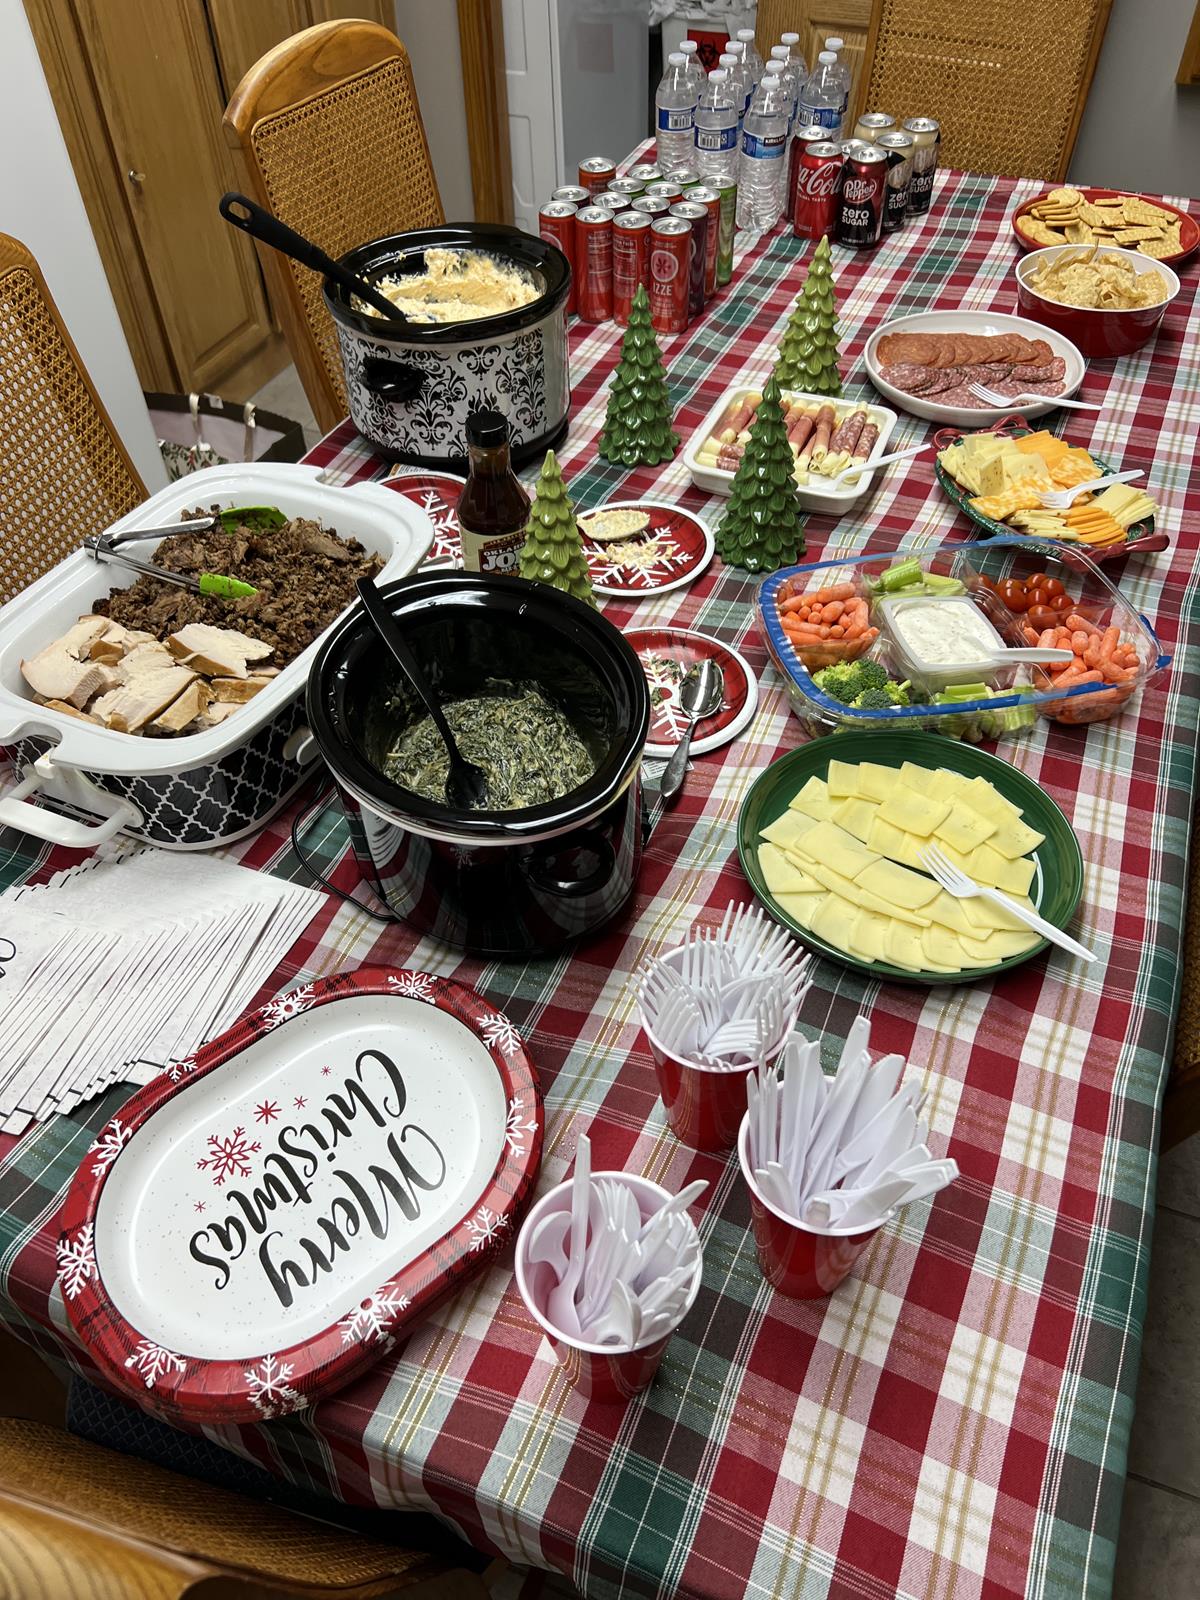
{"left": 368, "top": 248, "right": 540, "bottom": 324}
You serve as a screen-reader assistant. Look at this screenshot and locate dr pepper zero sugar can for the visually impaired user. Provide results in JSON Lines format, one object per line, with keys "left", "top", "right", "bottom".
{"left": 649, "top": 215, "right": 690, "bottom": 335}
{"left": 836, "top": 142, "right": 887, "bottom": 248}
{"left": 902, "top": 116, "right": 941, "bottom": 214}
{"left": 669, "top": 200, "right": 708, "bottom": 317}
{"left": 612, "top": 209, "right": 651, "bottom": 325}
{"left": 792, "top": 140, "right": 843, "bottom": 240}
{"left": 538, "top": 200, "right": 577, "bottom": 314}
{"left": 575, "top": 205, "right": 613, "bottom": 322}
{"left": 876, "top": 129, "right": 914, "bottom": 233}
{"left": 578, "top": 155, "right": 616, "bottom": 195}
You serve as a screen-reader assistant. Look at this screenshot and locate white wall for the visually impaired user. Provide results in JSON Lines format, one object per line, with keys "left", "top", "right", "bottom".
{"left": 0, "top": 0, "right": 165, "bottom": 490}
{"left": 1069, "top": 0, "right": 1200, "bottom": 198}
{"left": 394, "top": 2, "right": 475, "bottom": 221}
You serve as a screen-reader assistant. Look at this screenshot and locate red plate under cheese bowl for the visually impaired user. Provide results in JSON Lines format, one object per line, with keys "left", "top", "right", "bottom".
{"left": 1012, "top": 187, "right": 1199, "bottom": 267}
{"left": 1013, "top": 246, "right": 1182, "bottom": 359}
{"left": 55, "top": 967, "right": 542, "bottom": 1425}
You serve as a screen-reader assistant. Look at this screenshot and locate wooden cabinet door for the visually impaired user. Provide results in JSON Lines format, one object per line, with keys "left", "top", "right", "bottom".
{"left": 207, "top": 0, "right": 309, "bottom": 100}
{"left": 755, "top": 0, "right": 877, "bottom": 126}
{"left": 72, "top": 0, "right": 275, "bottom": 392}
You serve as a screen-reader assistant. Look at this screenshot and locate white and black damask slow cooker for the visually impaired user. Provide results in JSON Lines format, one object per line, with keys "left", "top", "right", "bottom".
{"left": 324, "top": 224, "right": 571, "bottom": 472}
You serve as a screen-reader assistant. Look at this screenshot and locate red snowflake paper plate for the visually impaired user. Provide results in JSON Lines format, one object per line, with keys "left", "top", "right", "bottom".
{"left": 56, "top": 967, "right": 541, "bottom": 1425}
{"left": 582, "top": 501, "right": 714, "bottom": 598}
{"left": 383, "top": 469, "right": 466, "bottom": 567}
{"left": 626, "top": 628, "right": 759, "bottom": 758}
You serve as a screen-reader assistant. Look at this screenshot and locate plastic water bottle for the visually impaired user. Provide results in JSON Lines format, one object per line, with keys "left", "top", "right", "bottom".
{"left": 694, "top": 69, "right": 739, "bottom": 184}
{"left": 780, "top": 31, "right": 808, "bottom": 81}
{"left": 769, "top": 44, "right": 801, "bottom": 132}
{"left": 738, "top": 61, "right": 788, "bottom": 229}
{"left": 656, "top": 52, "right": 697, "bottom": 170}
{"left": 719, "top": 52, "right": 747, "bottom": 131}
{"left": 824, "top": 37, "right": 852, "bottom": 119}
{"left": 677, "top": 39, "right": 705, "bottom": 100}
{"left": 799, "top": 51, "right": 843, "bottom": 139}
{"left": 736, "top": 28, "right": 763, "bottom": 97}
{"left": 724, "top": 41, "right": 752, "bottom": 124}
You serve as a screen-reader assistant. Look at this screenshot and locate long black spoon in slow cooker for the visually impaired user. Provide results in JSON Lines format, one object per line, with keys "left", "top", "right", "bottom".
{"left": 219, "top": 192, "right": 408, "bottom": 325}
{"left": 354, "top": 576, "right": 489, "bottom": 810}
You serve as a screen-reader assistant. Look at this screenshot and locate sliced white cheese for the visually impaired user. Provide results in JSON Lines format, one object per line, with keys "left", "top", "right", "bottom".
{"left": 934, "top": 802, "right": 997, "bottom": 855}
{"left": 855, "top": 761, "right": 897, "bottom": 804}
{"left": 810, "top": 894, "right": 860, "bottom": 950}
{"left": 849, "top": 907, "right": 892, "bottom": 962}
{"left": 877, "top": 785, "right": 952, "bottom": 838}
{"left": 826, "top": 759, "right": 860, "bottom": 799}
{"left": 988, "top": 817, "right": 1046, "bottom": 859}
{"left": 758, "top": 842, "right": 823, "bottom": 895}
{"left": 799, "top": 819, "right": 880, "bottom": 880}
{"left": 961, "top": 925, "right": 1040, "bottom": 960}
{"left": 776, "top": 890, "right": 827, "bottom": 929}
{"left": 964, "top": 775, "right": 1023, "bottom": 826}
{"left": 833, "top": 796, "right": 880, "bottom": 844}
{"left": 789, "top": 774, "right": 835, "bottom": 821}
{"left": 856, "top": 857, "right": 940, "bottom": 911}
{"left": 926, "top": 890, "right": 976, "bottom": 936}
{"left": 970, "top": 843, "right": 1036, "bottom": 898}
{"left": 922, "top": 921, "right": 967, "bottom": 970}
{"left": 884, "top": 919, "right": 928, "bottom": 972}
{"left": 760, "top": 811, "right": 819, "bottom": 850}
{"left": 961, "top": 892, "right": 1040, "bottom": 934}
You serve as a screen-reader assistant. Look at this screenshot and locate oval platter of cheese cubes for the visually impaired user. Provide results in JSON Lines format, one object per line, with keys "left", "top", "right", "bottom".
{"left": 934, "top": 423, "right": 1165, "bottom": 561}
{"left": 738, "top": 731, "right": 1084, "bottom": 984}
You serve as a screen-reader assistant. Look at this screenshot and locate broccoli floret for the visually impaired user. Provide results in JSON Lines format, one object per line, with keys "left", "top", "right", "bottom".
{"left": 850, "top": 659, "right": 890, "bottom": 694}
{"left": 852, "top": 687, "right": 899, "bottom": 711}
{"left": 812, "top": 662, "right": 858, "bottom": 701}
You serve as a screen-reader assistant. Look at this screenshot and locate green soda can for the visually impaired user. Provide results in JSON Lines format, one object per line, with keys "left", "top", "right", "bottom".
{"left": 716, "top": 180, "right": 737, "bottom": 284}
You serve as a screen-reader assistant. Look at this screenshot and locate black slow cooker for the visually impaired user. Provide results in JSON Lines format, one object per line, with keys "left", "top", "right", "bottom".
{"left": 307, "top": 574, "right": 650, "bottom": 957}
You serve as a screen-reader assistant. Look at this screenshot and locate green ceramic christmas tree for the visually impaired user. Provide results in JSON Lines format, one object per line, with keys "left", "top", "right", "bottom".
{"left": 774, "top": 236, "right": 842, "bottom": 395}
{"left": 598, "top": 284, "right": 679, "bottom": 467}
{"left": 714, "top": 375, "right": 806, "bottom": 573}
{"left": 518, "top": 450, "right": 596, "bottom": 606}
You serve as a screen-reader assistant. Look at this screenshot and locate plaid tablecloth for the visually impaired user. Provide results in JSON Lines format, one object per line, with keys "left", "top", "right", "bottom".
{"left": 2, "top": 166, "right": 1198, "bottom": 1600}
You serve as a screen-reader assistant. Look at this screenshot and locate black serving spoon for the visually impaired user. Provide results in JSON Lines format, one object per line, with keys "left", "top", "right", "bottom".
{"left": 219, "top": 192, "right": 408, "bottom": 324}
{"left": 355, "top": 576, "right": 488, "bottom": 810}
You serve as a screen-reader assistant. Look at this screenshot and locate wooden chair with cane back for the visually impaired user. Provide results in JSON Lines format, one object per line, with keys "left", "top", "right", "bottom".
{"left": 755, "top": 0, "right": 1112, "bottom": 181}
{"left": 223, "top": 20, "right": 444, "bottom": 436}
{"left": 0, "top": 234, "right": 145, "bottom": 608}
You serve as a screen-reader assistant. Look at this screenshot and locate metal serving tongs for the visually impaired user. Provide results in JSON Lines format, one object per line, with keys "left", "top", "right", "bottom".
{"left": 84, "top": 537, "right": 258, "bottom": 599}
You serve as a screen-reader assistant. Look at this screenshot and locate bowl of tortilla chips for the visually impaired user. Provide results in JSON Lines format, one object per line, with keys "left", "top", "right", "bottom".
{"left": 1014, "top": 245, "right": 1180, "bottom": 357}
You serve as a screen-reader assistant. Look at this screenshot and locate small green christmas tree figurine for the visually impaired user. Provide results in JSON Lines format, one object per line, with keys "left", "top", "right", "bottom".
{"left": 598, "top": 284, "right": 679, "bottom": 467}
{"left": 714, "top": 376, "right": 806, "bottom": 573}
{"left": 518, "top": 450, "right": 596, "bottom": 606}
{"left": 774, "top": 236, "right": 842, "bottom": 396}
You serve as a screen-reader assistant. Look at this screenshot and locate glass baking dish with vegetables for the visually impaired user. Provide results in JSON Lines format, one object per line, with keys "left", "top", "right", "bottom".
{"left": 757, "top": 537, "right": 1169, "bottom": 740}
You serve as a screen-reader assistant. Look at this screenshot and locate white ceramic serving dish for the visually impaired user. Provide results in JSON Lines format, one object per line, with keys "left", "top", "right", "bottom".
{"left": 863, "top": 310, "right": 1087, "bottom": 428}
{"left": 683, "top": 386, "right": 899, "bottom": 507}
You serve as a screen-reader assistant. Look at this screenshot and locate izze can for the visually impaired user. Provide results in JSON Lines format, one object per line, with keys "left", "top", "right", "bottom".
{"left": 903, "top": 117, "right": 941, "bottom": 214}
{"left": 877, "top": 130, "right": 914, "bottom": 233}
{"left": 649, "top": 215, "right": 690, "bottom": 335}
{"left": 792, "top": 139, "right": 842, "bottom": 240}
{"left": 688, "top": 184, "right": 721, "bottom": 299}
{"left": 578, "top": 155, "right": 616, "bottom": 195}
{"left": 836, "top": 143, "right": 887, "bottom": 248}
{"left": 670, "top": 200, "right": 708, "bottom": 318}
{"left": 538, "top": 200, "right": 577, "bottom": 315}
{"left": 612, "top": 209, "right": 651, "bottom": 325}
{"left": 575, "top": 205, "right": 613, "bottom": 321}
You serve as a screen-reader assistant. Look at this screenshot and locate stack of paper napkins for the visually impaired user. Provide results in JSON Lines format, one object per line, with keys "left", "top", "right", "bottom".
{"left": 0, "top": 847, "right": 323, "bottom": 1134}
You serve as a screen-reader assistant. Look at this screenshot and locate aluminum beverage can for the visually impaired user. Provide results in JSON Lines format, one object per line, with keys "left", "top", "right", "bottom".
{"left": 670, "top": 200, "right": 708, "bottom": 317}
{"left": 792, "top": 139, "right": 843, "bottom": 239}
{"left": 688, "top": 185, "right": 721, "bottom": 299}
{"left": 612, "top": 209, "right": 651, "bottom": 325}
{"left": 578, "top": 155, "right": 617, "bottom": 195}
{"left": 877, "top": 130, "right": 914, "bottom": 233}
{"left": 665, "top": 165, "right": 702, "bottom": 189}
{"left": 627, "top": 162, "right": 662, "bottom": 183}
{"left": 902, "top": 116, "right": 941, "bottom": 214}
{"left": 631, "top": 194, "right": 671, "bottom": 217}
{"left": 836, "top": 143, "right": 887, "bottom": 248}
{"left": 854, "top": 111, "right": 896, "bottom": 144}
{"left": 538, "top": 200, "right": 577, "bottom": 315}
{"left": 553, "top": 184, "right": 590, "bottom": 206}
{"left": 646, "top": 179, "right": 685, "bottom": 201}
{"left": 608, "top": 176, "right": 645, "bottom": 197}
{"left": 787, "top": 124, "right": 831, "bottom": 234}
{"left": 715, "top": 180, "right": 737, "bottom": 284}
{"left": 594, "top": 191, "right": 632, "bottom": 213}
{"left": 649, "top": 215, "right": 690, "bottom": 335}
{"left": 575, "top": 205, "right": 613, "bottom": 321}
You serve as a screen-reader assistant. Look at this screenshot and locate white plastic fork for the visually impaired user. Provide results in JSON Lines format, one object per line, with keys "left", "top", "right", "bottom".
{"left": 965, "top": 380, "right": 1102, "bottom": 412}
{"left": 918, "top": 843, "right": 1096, "bottom": 962}
{"left": 829, "top": 442, "right": 932, "bottom": 484}
{"left": 1035, "top": 468, "right": 1144, "bottom": 510}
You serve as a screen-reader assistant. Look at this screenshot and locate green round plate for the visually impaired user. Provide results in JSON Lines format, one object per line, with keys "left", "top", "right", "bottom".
{"left": 736, "top": 730, "right": 1085, "bottom": 986}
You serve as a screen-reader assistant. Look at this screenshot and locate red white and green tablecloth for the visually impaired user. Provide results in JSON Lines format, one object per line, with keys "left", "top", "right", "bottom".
{"left": 2, "top": 164, "right": 1198, "bottom": 1600}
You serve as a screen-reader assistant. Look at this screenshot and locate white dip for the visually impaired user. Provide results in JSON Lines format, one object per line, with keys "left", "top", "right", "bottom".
{"left": 890, "top": 598, "right": 999, "bottom": 665}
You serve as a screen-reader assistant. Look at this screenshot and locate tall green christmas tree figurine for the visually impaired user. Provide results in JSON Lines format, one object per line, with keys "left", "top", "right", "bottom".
{"left": 774, "top": 236, "right": 842, "bottom": 396}
{"left": 714, "top": 376, "right": 806, "bottom": 573}
{"left": 518, "top": 450, "right": 596, "bottom": 606}
{"left": 598, "top": 284, "right": 679, "bottom": 467}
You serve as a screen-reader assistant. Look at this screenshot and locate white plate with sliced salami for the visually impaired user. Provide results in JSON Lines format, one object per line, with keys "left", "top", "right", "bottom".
{"left": 863, "top": 311, "right": 1086, "bottom": 428}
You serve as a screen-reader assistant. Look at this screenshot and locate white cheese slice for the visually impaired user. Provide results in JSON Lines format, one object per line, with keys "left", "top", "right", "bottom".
{"left": 760, "top": 811, "right": 819, "bottom": 850}
{"left": 788, "top": 775, "right": 835, "bottom": 821}
{"left": 855, "top": 761, "right": 897, "bottom": 803}
{"left": 833, "top": 796, "right": 880, "bottom": 844}
{"left": 877, "top": 785, "right": 952, "bottom": 838}
{"left": 856, "top": 858, "right": 940, "bottom": 911}
{"left": 799, "top": 819, "right": 880, "bottom": 879}
{"left": 935, "top": 802, "right": 998, "bottom": 854}
{"left": 988, "top": 817, "right": 1046, "bottom": 859}
{"left": 758, "top": 842, "right": 823, "bottom": 895}
{"left": 826, "top": 759, "right": 860, "bottom": 798}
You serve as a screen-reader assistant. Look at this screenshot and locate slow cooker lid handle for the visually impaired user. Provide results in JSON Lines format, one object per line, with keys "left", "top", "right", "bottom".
{"left": 361, "top": 356, "right": 427, "bottom": 404}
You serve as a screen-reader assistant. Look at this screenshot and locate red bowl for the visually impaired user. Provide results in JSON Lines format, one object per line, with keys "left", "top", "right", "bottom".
{"left": 1013, "top": 246, "right": 1180, "bottom": 358}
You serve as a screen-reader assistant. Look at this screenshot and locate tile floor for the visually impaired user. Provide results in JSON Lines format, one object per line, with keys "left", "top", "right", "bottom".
{"left": 251, "top": 359, "right": 1194, "bottom": 1600}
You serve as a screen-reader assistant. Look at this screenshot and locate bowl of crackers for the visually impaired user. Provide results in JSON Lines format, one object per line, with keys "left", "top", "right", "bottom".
{"left": 1013, "top": 245, "right": 1180, "bottom": 357}
{"left": 1013, "top": 186, "right": 1197, "bottom": 264}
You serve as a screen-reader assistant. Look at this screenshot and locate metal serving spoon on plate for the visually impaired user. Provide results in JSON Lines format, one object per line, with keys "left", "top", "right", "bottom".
{"left": 659, "top": 660, "right": 724, "bottom": 807}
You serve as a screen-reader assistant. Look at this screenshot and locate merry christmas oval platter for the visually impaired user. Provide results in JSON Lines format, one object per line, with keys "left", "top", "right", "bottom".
{"left": 56, "top": 967, "right": 542, "bottom": 1425}
{"left": 626, "top": 627, "right": 759, "bottom": 758}
{"left": 580, "top": 501, "right": 714, "bottom": 598}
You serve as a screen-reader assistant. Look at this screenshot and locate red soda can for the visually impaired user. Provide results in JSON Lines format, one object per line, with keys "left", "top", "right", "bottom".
{"left": 687, "top": 185, "right": 721, "bottom": 300}
{"left": 553, "top": 184, "right": 589, "bottom": 206}
{"left": 578, "top": 155, "right": 617, "bottom": 195}
{"left": 575, "top": 205, "right": 613, "bottom": 322}
{"left": 649, "top": 215, "right": 690, "bottom": 335}
{"left": 792, "top": 139, "right": 843, "bottom": 240}
{"left": 836, "top": 143, "right": 887, "bottom": 248}
{"left": 787, "top": 124, "right": 827, "bottom": 230}
{"left": 646, "top": 179, "right": 684, "bottom": 201}
{"left": 612, "top": 210, "right": 651, "bottom": 325}
{"left": 608, "top": 176, "right": 646, "bottom": 198}
{"left": 631, "top": 194, "right": 671, "bottom": 217}
{"left": 538, "top": 200, "right": 578, "bottom": 315}
{"left": 594, "top": 191, "right": 631, "bottom": 213}
{"left": 670, "top": 200, "right": 708, "bottom": 317}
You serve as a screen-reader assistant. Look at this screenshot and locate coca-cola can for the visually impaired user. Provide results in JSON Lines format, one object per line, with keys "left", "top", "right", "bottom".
{"left": 877, "top": 130, "right": 914, "bottom": 233}
{"left": 575, "top": 205, "right": 613, "bottom": 322}
{"left": 627, "top": 162, "right": 662, "bottom": 184}
{"left": 836, "top": 143, "right": 887, "bottom": 248}
{"left": 594, "top": 191, "right": 632, "bottom": 213}
{"left": 538, "top": 199, "right": 578, "bottom": 316}
{"left": 578, "top": 155, "right": 616, "bottom": 194}
{"left": 688, "top": 185, "right": 721, "bottom": 300}
{"left": 631, "top": 194, "right": 671, "bottom": 217}
{"left": 792, "top": 139, "right": 843, "bottom": 240}
{"left": 787, "top": 123, "right": 827, "bottom": 227}
{"left": 553, "top": 184, "right": 590, "bottom": 206}
{"left": 649, "top": 215, "right": 690, "bottom": 335}
{"left": 608, "top": 176, "right": 645, "bottom": 198}
{"left": 902, "top": 117, "right": 941, "bottom": 214}
{"left": 646, "top": 179, "right": 684, "bottom": 201}
{"left": 669, "top": 201, "right": 708, "bottom": 318}
{"left": 612, "top": 209, "right": 651, "bottom": 325}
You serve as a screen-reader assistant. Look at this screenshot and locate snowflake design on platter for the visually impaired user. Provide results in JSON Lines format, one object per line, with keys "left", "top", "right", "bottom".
{"left": 338, "top": 1286, "right": 411, "bottom": 1346}
{"left": 56, "top": 1224, "right": 97, "bottom": 1301}
{"left": 503, "top": 1096, "right": 538, "bottom": 1157}
{"left": 124, "top": 1338, "right": 186, "bottom": 1389}
{"left": 244, "top": 1352, "right": 304, "bottom": 1418}
{"left": 260, "top": 983, "right": 317, "bottom": 1031}
{"left": 196, "top": 1126, "right": 261, "bottom": 1188}
{"left": 589, "top": 532, "right": 692, "bottom": 590}
{"left": 387, "top": 971, "right": 436, "bottom": 1002}
{"left": 88, "top": 1117, "right": 132, "bottom": 1177}
{"left": 161, "top": 1053, "right": 198, "bottom": 1083}
{"left": 254, "top": 1099, "right": 281, "bottom": 1125}
{"left": 411, "top": 485, "right": 462, "bottom": 566}
{"left": 639, "top": 651, "right": 691, "bottom": 741}
{"left": 480, "top": 1012, "right": 523, "bottom": 1059}
{"left": 466, "top": 1205, "right": 508, "bottom": 1253}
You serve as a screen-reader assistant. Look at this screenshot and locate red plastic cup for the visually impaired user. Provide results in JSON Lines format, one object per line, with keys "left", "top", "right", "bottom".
{"left": 736, "top": 1114, "right": 886, "bottom": 1298}
{"left": 514, "top": 1171, "right": 702, "bottom": 1403}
